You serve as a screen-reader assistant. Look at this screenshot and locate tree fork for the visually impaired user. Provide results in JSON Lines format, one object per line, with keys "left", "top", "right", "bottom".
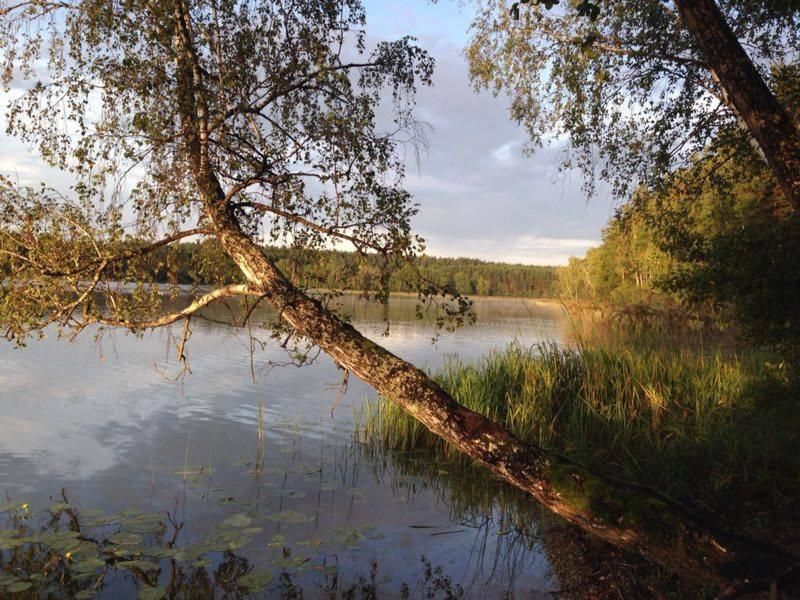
{"left": 674, "top": 0, "right": 800, "bottom": 211}
{"left": 206, "top": 198, "right": 795, "bottom": 591}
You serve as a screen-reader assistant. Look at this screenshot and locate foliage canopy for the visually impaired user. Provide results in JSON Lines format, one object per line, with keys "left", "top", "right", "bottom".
{"left": 467, "top": 0, "right": 800, "bottom": 198}
{"left": 0, "top": 0, "right": 461, "bottom": 343}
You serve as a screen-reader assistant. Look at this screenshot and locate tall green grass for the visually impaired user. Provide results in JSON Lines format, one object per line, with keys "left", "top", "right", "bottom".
{"left": 358, "top": 341, "right": 799, "bottom": 524}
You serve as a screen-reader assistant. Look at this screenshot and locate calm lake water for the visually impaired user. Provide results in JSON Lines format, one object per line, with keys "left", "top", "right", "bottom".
{"left": 0, "top": 295, "right": 570, "bottom": 598}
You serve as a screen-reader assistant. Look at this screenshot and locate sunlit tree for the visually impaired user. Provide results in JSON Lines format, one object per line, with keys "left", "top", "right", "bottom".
{"left": 0, "top": 0, "right": 795, "bottom": 587}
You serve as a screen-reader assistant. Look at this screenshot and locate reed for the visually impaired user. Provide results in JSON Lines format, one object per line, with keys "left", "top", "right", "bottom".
{"left": 358, "top": 341, "right": 799, "bottom": 522}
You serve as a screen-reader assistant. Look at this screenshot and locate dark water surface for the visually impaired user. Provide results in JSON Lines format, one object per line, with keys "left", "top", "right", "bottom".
{"left": 0, "top": 296, "right": 568, "bottom": 598}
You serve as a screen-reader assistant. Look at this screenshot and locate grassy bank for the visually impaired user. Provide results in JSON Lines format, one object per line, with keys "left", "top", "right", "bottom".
{"left": 359, "top": 341, "right": 800, "bottom": 536}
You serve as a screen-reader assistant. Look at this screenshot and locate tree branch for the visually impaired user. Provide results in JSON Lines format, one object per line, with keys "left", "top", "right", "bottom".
{"left": 37, "top": 228, "right": 210, "bottom": 277}
{"left": 240, "top": 201, "right": 384, "bottom": 252}
{"left": 90, "top": 284, "right": 256, "bottom": 331}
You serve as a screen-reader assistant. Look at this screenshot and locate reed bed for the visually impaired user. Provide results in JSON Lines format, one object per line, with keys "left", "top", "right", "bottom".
{"left": 359, "top": 341, "right": 799, "bottom": 522}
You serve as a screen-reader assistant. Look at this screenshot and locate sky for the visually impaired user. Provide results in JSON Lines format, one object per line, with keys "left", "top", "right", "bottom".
{"left": 361, "top": 0, "right": 617, "bottom": 265}
{"left": 0, "top": 0, "right": 619, "bottom": 266}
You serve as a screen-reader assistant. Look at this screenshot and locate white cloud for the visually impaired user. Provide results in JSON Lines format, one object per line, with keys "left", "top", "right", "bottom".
{"left": 492, "top": 142, "right": 514, "bottom": 163}
{"left": 0, "top": 5, "right": 613, "bottom": 266}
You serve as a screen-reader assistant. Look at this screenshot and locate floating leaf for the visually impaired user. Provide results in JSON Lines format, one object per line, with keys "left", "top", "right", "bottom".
{"left": 221, "top": 513, "right": 252, "bottom": 528}
{"left": 138, "top": 587, "right": 167, "bottom": 600}
{"left": 106, "top": 545, "right": 146, "bottom": 559}
{"left": 148, "top": 546, "right": 178, "bottom": 559}
{"left": 73, "top": 589, "right": 96, "bottom": 599}
{"left": 83, "top": 514, "right": 123, "bottom": 527}
{"left": 72, "top": 558, "right": 107, "bottom": 573}
{"left": 117, "top": 560, "right": 160, "bottom": 572}
{"left": 5, "top": 581, "right": 33, "bottom": 592}
{"left": 238, "top": 570, "right": 273, "bottom": 592}
{"left": 242, "top": 527, "right": 263, "bottom": 536}
{"left": 50, "top": 502, "right": 71, "bottom": 513}
{"left": 318, "top": 481, "right": 343, "bottom": 491}
{"left": 45, "top": 531, "right": 84, "bottom": 554}
{"left": 109, "top": 532, "right": 143, "bottom": 546}
{"left": 123, "top": 513, "right": 163, "bottom": 533}
{"left": 266, "top": 511, "right": 312, "bottom": 524}
{"left": 300, "top": 467, "right": 322, "bottom": 480}
{"left": 173, "top": 545, "right": 206, "bottom": 562}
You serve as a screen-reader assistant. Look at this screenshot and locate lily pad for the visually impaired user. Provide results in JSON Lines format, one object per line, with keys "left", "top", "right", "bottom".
{"left": 123, "top": 513, "right": 163, "bottom": 533}
{"left": 108, "top": 532, "right": 143, "bottom": 546}
{"left": 266, "top": 511, "right": 312, "bottom": 524}
{"left": 5, "top": 581, "right": 33, "bottom": 592}
{"left": 83, "top": 514, "right": 124, "bottom": 527}
{"left": 148, "top": 546, "right": 178, "bottom": 559}
{"left": 172, "top": 545, "right": 206, "bottom": 562}
{"left": 117, "top": 560, "right": 160, "bottom": 572}
{"left": 221, "top": 513, "right": 252, "bottom": 528}
{"left": 318, "top": 481, "right": 343, "bottom": 491}
{"left": 237, "top": 570, "right": 273, "bottom": 592}
{"left": 138, "top": 588, "right": 167, "bottom": 600}
{"left": 72, "top": 558, "right": 107, "bottom": 573}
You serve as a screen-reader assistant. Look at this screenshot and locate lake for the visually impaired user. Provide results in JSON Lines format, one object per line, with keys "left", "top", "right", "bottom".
{"left": 0, "top": 295, "right": 571, "bottom": 598}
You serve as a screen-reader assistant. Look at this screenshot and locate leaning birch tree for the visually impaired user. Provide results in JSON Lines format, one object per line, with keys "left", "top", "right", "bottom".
{"left": 0, "top": 0, "right": 796, "bottom": 591}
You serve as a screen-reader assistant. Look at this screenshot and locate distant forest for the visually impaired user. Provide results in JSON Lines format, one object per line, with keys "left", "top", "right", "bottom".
{"left": 145, "top": 241, "right": 561, "bottom": 298}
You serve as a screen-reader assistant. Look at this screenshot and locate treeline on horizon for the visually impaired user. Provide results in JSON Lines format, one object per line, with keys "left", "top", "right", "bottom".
{"left": 557, "top": 145, "right": 799, "bottom": 361}
{"left": 148, "top": 242, "right": 561, "bottom": 299}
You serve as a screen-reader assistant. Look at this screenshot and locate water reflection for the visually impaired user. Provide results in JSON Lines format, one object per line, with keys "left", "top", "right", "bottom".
{"left": 0, "top": 295, "right": 567, "bottom": 597}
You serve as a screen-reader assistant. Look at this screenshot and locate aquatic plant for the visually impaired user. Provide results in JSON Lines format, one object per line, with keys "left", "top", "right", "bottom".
{"left": 359, "top": 341, "right": 800, "bottom": 529}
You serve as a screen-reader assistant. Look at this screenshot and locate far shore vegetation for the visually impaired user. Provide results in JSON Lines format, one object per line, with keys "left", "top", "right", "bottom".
{"left": 110, "top": 241, "right": 562, "bottom": 299}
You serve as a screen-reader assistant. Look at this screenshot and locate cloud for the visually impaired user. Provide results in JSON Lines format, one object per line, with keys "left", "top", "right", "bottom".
{"left": 492, "top": 142, "right": 515, "bottom": 163}
{"left": 0, "top": 2, "right": 614, "bottom": 266}
{"left": 396, "top": 36, "right": 614, "bottom": 264}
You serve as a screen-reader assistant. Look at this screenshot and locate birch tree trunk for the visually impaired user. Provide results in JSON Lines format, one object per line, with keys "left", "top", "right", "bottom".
{"left": 674, "top": 0, "right": 800, "bottom": 210}
{"left": 169, "top": 3, "right": 796, "bottom": 588}
{"left": 205, "top": 195, "right": 795, "bottom": 590}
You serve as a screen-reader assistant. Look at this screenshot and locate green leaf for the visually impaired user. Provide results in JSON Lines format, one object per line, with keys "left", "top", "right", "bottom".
{"left": 137, "top": 586, "right": 167, "bottom": 600}
{"left": 237, "top": 570, "right": 273, "bottom": 592}
{"left": 266, "top": 511, "right": 312, "bottom": 524}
